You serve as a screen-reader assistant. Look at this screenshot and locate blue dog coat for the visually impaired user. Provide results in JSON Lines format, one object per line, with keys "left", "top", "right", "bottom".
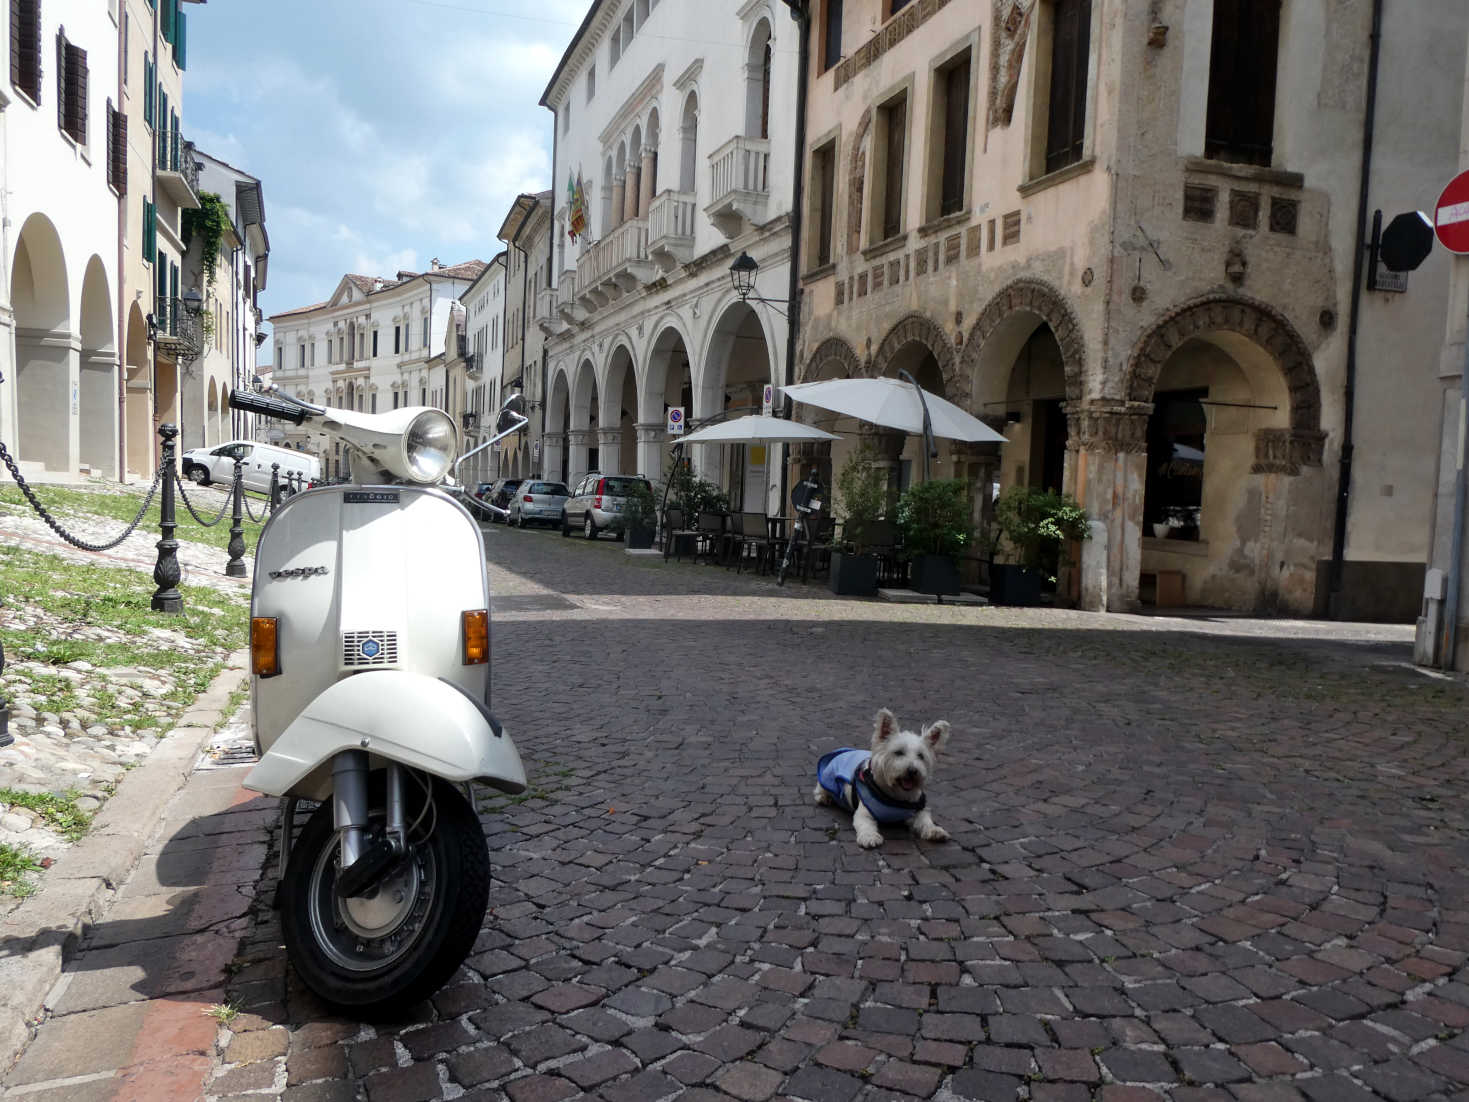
{"left": 817, "top": 748, "right": 926, "bottom": 825}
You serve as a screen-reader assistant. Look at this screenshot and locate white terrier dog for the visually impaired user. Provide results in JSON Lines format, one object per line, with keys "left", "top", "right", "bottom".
{"left": 814, "top": 708, "right": 951, "bottom": 849}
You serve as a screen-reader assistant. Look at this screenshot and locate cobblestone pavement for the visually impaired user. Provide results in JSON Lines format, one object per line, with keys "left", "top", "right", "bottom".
{"left": 203, "top": 525, "right": 1468, "bottom": 1102}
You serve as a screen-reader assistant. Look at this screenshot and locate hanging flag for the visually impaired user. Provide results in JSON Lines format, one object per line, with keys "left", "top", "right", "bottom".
{"left": 566, "top": 171, "right": 579, "bottom": 242}
{"left": 569, "top": 171, "right": 588, "bottom": 242}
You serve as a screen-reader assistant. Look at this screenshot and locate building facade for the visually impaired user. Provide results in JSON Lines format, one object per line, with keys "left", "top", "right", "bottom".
{"left": 497, "top": 192, "right": 552, "bottom": 482}
{"left": 2, "top": 0, "right": 125, "bottom": 479}
{"left": 267, "top": 260, "right": 486, "bottom": 478}
{"left": 455, "top": 252, "right": 507, "bottom": 488}
{"left": 539, "top": 0, "right": 798, "bottom": 507}
{"left": 798, "top": 0, "right": 1468, "bottom": 616}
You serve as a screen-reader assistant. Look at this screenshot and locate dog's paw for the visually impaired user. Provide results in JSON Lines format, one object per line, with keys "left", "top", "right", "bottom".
{"left": 919, "top": 823, "right": 950, "bottom": 843}
{"left": 813, "top": 785, "right": 834, "bottom": 807}
{"left": 856, "top": 829, "right": 884, "bottom": 849}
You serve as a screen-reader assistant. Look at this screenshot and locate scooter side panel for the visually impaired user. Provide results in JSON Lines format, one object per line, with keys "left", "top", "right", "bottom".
{"left": 244, "top": 670, "right": 527, "bottom": 799}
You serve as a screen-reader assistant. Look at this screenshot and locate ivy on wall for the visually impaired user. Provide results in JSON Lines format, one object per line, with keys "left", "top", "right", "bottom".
{"left": 181, "top": 191, "right": 230, "bottom": 292}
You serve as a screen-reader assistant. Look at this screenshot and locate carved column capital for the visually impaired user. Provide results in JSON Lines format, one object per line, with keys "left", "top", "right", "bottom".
{"left": 568, "top": 429, "right": 594, "bottom": 447}
{"left": 1064, "top": 401, "right": 1152, "bottom": 455}
{"left": 635, "top": 422, "right": 665, "bottom": 445}
{"left": 596, "top": 428, "right": 622, "bottom": 449}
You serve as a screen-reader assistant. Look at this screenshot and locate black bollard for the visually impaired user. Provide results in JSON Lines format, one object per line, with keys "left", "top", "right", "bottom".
{"left": 269, "top": 462, "right": 281, "bottom": 511}
{"left": 151, "top": 424, "right": 184, "bottom": 613}
{"left": 225, "top": 454, "right": 247, "bottom": 578}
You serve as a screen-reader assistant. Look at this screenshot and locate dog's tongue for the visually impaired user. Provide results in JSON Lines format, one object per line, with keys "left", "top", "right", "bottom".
{"left": 898, "top": 777, "right": 917, "bottom": 792}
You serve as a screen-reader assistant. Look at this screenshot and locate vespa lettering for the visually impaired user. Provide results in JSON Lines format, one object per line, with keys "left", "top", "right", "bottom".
{"left": 268, "top": 566, "right": 330, "bottom": 580}
{"left": 345, "top": 491, "right": 400, "bottom": 504}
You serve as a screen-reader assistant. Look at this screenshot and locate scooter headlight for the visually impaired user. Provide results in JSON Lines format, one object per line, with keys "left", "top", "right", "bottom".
{"left": 403, "top": 411, "right": 457, "bottom": 483}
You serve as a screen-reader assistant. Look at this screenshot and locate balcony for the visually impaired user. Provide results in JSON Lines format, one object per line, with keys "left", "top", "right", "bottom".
{"left": 156, "top": 128, "right": 200, "bottom": 209}
{"left": 535, "top": 287, "right": 562, "bottom": 337}
{"left": 574, "top": 219, "right": 658, "bottom": 314}
{"left": 575, "top": 249, "right": 609, "bottom": 313}
{"left": 706, "top": 135, "right": 770, "bottom": 239}
{"left": 647, "top": 190, "right": 696, "bottom": 271}
{"left": 152, "top": 296, "right": 202, "bottom": 361}
{"left": 464, "top": 352, "right": 481, "bottom": 378}
{"left": 556, "top": 270, "right": 583, "bottom": 326}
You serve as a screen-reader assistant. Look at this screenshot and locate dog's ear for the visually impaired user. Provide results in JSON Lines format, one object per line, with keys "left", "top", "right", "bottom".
{"left": 872, "top": 708, "right": 898, "bottom": 747}
{"left": 922, "top": 720, "right": 951, "bottom": 752}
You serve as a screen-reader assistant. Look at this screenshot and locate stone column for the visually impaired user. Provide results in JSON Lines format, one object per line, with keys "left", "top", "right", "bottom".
{"left": 611, "top": 178, "right": 627, "bottom": 230}
{"left": 623, "top": 169, "right": 640, "bottom": 223}
{"left": 639, "top": 152, "right": 657, "bottom": 218}
{"left": 1065, "top": 401, "right": 1152, "bottom": 613}
{"left": 567, "top": 429, "right": 593, "bottom": 484}
{"left": 636, "top": 423, "right": 666, "bottom": 487}
{"left": 1250, "top": 426, "right": 1327, "bottom": 614}
{"left": 951, "top": 440, "right": 1002, "bottom": 551}
{"left": 542, "top": 431, "right": 566, "bottom": 485}
{"left": 597, "top": 428, "right": 623, "bottom": 474}
{"left": 0, "top": 304, "right": 14, "bottom": 459}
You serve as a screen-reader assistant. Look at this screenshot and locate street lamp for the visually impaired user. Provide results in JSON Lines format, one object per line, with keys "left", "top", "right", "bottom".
{"left": 182, "top": 287, "right": 204, "bottom": 315}
{"left": 727, "top": 252, "right": 790, "bottom": 319}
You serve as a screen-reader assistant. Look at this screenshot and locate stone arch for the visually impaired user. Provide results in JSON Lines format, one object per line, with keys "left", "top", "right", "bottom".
{"left": 78, "top": 255, "right": 116, "bottom": 474}
{"left": 1125, "top": 293, "right": 1322, "bottom": 440}
{"left": 800, "top": 336, "right": 861, "bottom": 383}
{"left": 12, "top": 213, "right": 72, "bottom": 470}
{"left": 963, "top": 277, "right": 1085, "bottom": 403}
{"left": 745, "top": 16, "right": 774, "bottom": 139}
{"left": 872, "top": 313, "right": 959, "bottom": 396}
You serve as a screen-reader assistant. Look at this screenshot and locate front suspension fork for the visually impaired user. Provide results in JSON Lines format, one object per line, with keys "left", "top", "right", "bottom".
{"left": 330, "top": 752, "right": 408, "bottom": 897}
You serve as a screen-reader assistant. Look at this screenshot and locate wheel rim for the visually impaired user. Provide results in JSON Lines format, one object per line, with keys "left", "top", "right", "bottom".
{"left": 305, "top": 834, "right": 437, "bottom": 974}
{"left": 585, "top": 516, "right": 594, "bottom": 538}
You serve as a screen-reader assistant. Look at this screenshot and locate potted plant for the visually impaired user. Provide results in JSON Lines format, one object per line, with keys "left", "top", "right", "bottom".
{"left": 622, "top": 480, "right": 658, "bottom": 550}
{"left": 895, "top": 478, "right": 972, "bottom": 596}
{"left": 990, "top": 486, "right": 1090, "bottom": 606}
{"left": 829, "top": 447, "right": 885, "bottom": 596}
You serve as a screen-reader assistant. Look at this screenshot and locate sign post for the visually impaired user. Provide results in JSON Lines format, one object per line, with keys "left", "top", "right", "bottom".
{"left": 666, "top": 406, "right": 684, "bottom": 436}
{"left": 762, "top": 384, "right": 775, "bottom": 416}
{"left": 1434, "top": 170, "right": 1469, "bottom": 668}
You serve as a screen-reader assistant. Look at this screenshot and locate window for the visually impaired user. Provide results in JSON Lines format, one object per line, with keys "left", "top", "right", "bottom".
{"left": 810, "top": 140, "right": 837, "bottom": 267}
{"left": 107, "top": 102, "right": 127, "bottom": 194}
{"left": 372, "top": 330, "right": 379, "bottom": 357}
{"left": 310, "top": 341, "right": 316, "bottom": 366}
{"left": 121, "top": 12, "right": 128, "bottom": 82}
{"left": 745, "top": 22, "right": 772, "bottom": 139}
{"left": 888, "top": 0, "right": 911, "bottom": 13}
{"left": 930, "top": 51, "right": 971, "bottom": 219}
{"left": 298, "top": 345, "right": 305, "bottom": 369}
{"left": 394, "top": 325, "right": 401, "bottom": 354}
{"left": 822, "top": 0, "right": 843, "bottom": 72}
{"left": 561, "top": 103, "right": 570, "bottom": 134}
{"left": 57, "top": 32, "right": 88, "bottom": 145}
{"left": 1044, "top": 0, "right": 1091, "bottom": 173}
{"left": 371, "top": 393, "right": 377, "bottom": 414}
{"left": 873, "top": 92, "right": 908, "bottom": 242}
{"left": 143, "top": 196, "right": 157, "bottom": 260}
{"left": 586, "top": 64, "right": 596, "bottom": 103}
{"left": 422, "top": 316, "right": 429, "bottom": 347}
{"left": 11, "top": 0, "right": 42, "bottom": 104}
{"left": 1205, "top": 0, "right": 1280, "bottom": 166}
{"left": 610, "top": 25, "right": 621, "bottom": 67}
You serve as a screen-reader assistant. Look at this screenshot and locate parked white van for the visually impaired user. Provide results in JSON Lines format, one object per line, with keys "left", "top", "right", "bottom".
{"left": 180, "top": 441, "right": 321, "bottom": 496}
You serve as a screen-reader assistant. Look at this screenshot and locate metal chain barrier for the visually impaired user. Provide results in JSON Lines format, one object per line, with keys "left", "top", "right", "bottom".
{"left": 0, "top": 439, "right": 162, "bottom": 552}
{"left": 174, "top": 471, "right": 234, "bottom": 528}
{"left": 241, "top": 490, "right": 268, "bottom": 523}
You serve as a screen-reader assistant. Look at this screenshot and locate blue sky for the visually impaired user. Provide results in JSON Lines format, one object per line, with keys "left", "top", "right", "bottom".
{"left": 185, "top": 0, "right": 591, "bottom": 353}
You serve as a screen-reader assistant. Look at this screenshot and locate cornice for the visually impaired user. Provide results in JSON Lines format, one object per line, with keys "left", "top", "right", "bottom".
{"left": 672, "top": 58, "right": 703, "bottom": 93}
{"left": 598, "top": 63, "right": 666, "bottom": 148}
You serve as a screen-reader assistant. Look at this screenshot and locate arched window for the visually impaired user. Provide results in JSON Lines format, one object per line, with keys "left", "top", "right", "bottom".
{"left": 679, "top": 91, "right": 699, "bottom": 193}
{"left": 646, "top": 108, "right": 661, "bottom": 195}
{"left": 746, "top": 20, "right": 773, "bottom": 140}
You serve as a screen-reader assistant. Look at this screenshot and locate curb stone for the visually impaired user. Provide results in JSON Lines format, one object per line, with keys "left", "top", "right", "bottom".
{"left": 0, "top": 647, "right": 250, "bottom": 1071}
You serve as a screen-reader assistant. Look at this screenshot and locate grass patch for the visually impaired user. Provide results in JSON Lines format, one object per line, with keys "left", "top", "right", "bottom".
{"left": 0, "top": 843, "right": 42, "bottom": 898}
{"left": 0, "top": 481, "right": 266, "bottom": 555}
{"left": 0, "top": 789, "right": 91, "bottom": 841}
{"left": 203, "top": 1001, "right": 242, "bottom": 1024}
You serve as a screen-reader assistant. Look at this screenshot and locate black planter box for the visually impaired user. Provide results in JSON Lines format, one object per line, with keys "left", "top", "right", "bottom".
{"left": 625, "top": 523, "right": 655, "bottom": 550}
{"left": 910, "top": 553, "right": 961, "bottom": 596}
{"left": 828, "top": 551, "right": 878, "bottom": 596}
{"left": 989, "top": 563, "right": 1043, "bottom": 606}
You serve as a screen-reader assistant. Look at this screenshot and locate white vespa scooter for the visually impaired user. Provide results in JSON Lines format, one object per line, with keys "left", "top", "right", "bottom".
{"left": 227, "top": 386, "right": 529, "bottom": 1015}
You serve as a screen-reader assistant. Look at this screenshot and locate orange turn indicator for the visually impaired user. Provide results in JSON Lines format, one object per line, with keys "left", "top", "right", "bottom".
{"left": 462, "top": 609, "right": 489, "bottom": 665}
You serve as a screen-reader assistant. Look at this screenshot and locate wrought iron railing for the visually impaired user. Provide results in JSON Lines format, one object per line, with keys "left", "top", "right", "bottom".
{"left": 153, "top": 295, "right": 203, "bottom": 357}
{"left": 156, "top": 127, "right": 200, "bottom": 195}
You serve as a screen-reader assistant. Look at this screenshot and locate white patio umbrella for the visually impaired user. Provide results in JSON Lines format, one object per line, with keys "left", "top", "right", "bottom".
{"left": 675, "top": 413, "right": 840, "bottom": 446}
{"left": 782, "top": 378, "right": 1008, "bottom": 445}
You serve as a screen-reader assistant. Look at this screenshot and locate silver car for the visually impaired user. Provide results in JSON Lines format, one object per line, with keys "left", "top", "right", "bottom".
{"left": 561, "top": 473, "right": 653, "bottom": 540}
{"left": 509, "top": 481, "right": 570, "bottom": 528}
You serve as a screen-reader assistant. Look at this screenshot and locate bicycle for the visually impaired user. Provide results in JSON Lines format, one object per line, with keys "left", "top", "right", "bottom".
{"left": 776, "top": 470, "right": 824, "bottom": 587}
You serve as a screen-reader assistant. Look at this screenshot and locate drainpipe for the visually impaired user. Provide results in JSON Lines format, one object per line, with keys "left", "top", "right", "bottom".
{"left": 1327, "top": 0, "right": 1384, "bottom": 614}
{"left": 778, "top": 0, "right": 811, "bottom": 512}
{"left": 116, "top": 12, "right": 127, "bottom": 481}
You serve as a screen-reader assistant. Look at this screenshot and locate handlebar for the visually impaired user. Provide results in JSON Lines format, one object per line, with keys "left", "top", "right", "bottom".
{"left": 229, "top": 388, "right": 310, "bottom": 425}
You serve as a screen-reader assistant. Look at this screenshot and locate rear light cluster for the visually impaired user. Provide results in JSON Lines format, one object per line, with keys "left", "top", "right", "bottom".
{"left": 251, "top": 617, "right": 281, "bottom": 678}
{"left": 595, "top": 477, "right": 606, "bottom": 509}
{"left": 523, "top": 494, "right": 534, "bottom": 503}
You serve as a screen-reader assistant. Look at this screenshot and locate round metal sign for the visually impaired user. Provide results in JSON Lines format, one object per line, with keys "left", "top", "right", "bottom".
{"left": 1434, "top": 170, "right": 1469, "bottom": 254}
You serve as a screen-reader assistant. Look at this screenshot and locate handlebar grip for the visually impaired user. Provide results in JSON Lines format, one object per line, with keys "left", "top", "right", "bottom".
{"left": 228, "top": 388, "right": 308, "bottom": 425}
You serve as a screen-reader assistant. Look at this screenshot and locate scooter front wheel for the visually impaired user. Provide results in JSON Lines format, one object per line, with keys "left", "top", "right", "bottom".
{"left": 279, "top": 774, "right": 489, "bottom": 1017}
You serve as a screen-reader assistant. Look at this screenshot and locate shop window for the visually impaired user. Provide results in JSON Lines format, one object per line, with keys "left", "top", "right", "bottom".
{"left": 1044, "top": 0, "right": 1090, "bottom": 173}
{"left": 1205, "top": 0, "right": 1281, "bottom": 166}
{"left": 1144, "top": 390, "right": 1207, "bottom": 540}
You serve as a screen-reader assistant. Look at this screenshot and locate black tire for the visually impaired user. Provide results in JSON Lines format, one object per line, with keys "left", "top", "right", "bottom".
{"left": 584, "top": 514, "right": 598, "bottom": 540}
{"left": 188, "top": 466, "right": 210, "bottom": 486}
{"left": 561, "top": 514, "right": 571, "bottom": 537}
{"left": 279, "top": 775, "right": 489, "bottom": 1018}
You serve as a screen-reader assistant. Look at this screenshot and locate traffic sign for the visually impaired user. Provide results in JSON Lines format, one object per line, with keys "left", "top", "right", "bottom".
{"left": 762, "top": 384, "right": 775, "bottom": 415}
{"left": 1381, "top": 211, "right": 1434, "bottom": 272}
{"left": 666, "top": 406, "right": 685, "bottom": 435}
{"left": 1435, "top": 170, "right": 1469, "bottom": 254}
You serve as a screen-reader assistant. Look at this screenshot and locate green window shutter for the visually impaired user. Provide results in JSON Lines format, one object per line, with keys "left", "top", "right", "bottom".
{"left": 175, "top": 11, "right": 187, "bottom": 70}
{"left": 143, "top": 55, "right": 153, "bottom": 125}
{"left": 161, "top": 0, "right": 174, "bottom": 44}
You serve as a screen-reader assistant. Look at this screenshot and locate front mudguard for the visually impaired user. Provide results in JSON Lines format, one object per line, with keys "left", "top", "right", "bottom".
{"left": 245, "top": 670, "right": 527, "bottom": 801}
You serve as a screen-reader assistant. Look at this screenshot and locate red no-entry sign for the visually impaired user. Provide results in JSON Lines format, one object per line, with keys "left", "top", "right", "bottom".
{"left": 1434, "top": 169, "right": 1469, "bottom": 254}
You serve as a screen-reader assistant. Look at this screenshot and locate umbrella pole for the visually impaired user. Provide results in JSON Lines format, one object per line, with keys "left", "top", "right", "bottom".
{"left": 897, "top": 369, "right": 937, "bottom": 482}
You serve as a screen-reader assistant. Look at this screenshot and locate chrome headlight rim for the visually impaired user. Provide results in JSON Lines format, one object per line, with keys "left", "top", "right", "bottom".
{"left": 402, "top": 410, "right": 457, "bottom": 484}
